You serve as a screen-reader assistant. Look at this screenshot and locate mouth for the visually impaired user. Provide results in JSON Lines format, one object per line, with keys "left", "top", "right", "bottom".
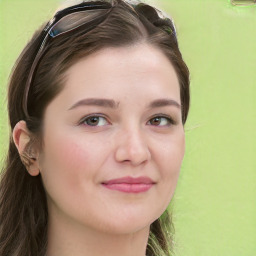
{"left": 101, "top": 176, "right": 155, "bottom": 193}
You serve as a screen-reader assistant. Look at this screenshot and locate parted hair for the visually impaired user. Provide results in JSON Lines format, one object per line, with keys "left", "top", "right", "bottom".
{"left": 0, "top": 1, "right": 190, "bottom": 255}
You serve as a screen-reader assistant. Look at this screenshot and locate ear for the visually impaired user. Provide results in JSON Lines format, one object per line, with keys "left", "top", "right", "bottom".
{"left": 13, "top": 120, "right": 40, "bottom": 176}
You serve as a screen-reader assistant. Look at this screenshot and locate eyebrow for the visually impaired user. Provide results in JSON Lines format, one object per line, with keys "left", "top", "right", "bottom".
{"left": 68, "top": 98, "right": 119, "bottom": 110}
{"left": 147, "top": 98, "right": 181, "bottom": 109}
{"left": 68, "top": 98, "right": 181, "bottom": 110}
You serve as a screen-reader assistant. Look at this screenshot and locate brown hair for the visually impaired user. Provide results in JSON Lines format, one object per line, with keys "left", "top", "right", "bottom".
{"left": 0, "top": 1, "right": 190, "bottom": 255}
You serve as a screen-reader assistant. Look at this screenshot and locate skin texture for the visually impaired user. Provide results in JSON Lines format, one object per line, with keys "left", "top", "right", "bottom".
{"left": 13, "top": 43, "right": 185, "bottom": 256}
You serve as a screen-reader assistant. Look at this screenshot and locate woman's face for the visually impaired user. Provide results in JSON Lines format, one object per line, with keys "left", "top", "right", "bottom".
{"left": 39, "top": 43, "right": 185, "bottom": 234}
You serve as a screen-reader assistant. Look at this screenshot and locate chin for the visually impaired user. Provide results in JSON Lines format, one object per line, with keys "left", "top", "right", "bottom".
{"left": 95, "top": 211, "right": 160, "bottom": 235}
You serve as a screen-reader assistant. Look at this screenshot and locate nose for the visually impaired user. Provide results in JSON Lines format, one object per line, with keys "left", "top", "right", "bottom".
{"left": 114, "top": 127, "right": 151, "bottom": 166}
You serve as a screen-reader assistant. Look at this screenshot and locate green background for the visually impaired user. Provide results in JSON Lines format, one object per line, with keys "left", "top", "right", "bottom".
{"left": 0, "top": 0, "right": 255, "bottom": 255}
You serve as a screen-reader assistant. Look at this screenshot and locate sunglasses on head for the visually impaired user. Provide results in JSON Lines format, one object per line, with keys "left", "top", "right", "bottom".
{"left": 23, "top": 0, "right": 176, "bottom": 118}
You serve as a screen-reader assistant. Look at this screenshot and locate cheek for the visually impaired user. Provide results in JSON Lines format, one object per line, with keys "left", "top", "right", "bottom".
{"left": 156, "top": 130, "right": 185, "bottom": 170}
{"left": 39, "top": 132, "right": 106, "bottom": 196}
{"left": 155, "top": 132, "right": 185, "bottom": 194}
{"left": 43, "top": 137, "right": 88, "bottom": 173}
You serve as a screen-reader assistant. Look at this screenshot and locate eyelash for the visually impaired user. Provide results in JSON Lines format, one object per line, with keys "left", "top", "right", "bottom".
{"left": 79, "top": 113, "right": 175, "bottom": 127}
{"left": 147, "top": 114, "right": 175, "bottom": 127}
{"left": 79, "top": 114, "right": 109, "bottom": 127}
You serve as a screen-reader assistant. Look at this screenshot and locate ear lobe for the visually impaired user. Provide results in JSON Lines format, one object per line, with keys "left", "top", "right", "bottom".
{"left": 13, "top": 120, "right": 40, "bottom": 176}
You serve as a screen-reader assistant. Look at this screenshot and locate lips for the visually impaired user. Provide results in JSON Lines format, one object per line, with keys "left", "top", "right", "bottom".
{"left": 102, "top": 176, "right": 155, "bottom": 193}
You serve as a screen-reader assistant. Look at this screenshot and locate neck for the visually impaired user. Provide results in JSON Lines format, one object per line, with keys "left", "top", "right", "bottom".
{"left": 46, "top": 210, "right": 150, "bottom": 256}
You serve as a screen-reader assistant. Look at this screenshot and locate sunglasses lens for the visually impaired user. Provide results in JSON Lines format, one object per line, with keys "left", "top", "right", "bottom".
{"left": 49, "top": 8, "right": 110, "bottom": 37}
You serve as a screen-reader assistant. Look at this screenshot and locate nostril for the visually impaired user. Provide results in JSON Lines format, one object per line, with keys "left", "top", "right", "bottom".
{"left": 114, "top": 129, "right": 151, "bottom": 165}
{"left": 115, "top": 144, "right": 151, "bottom": 166}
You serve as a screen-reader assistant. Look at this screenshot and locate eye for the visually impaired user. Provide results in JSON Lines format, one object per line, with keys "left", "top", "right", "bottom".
{"left": 148, "top": 115, "right": 174, "bottom": 127}
{"left": 81, "top": 115, "right": 109, "bottom": 127}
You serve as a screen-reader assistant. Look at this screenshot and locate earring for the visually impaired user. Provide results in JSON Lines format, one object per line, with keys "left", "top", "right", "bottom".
{"left": 20, "top": 152, "right": 36, "bottom": 170}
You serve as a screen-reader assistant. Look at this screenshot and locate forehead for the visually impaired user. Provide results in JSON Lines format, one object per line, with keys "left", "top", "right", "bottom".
{"left": 53, "top": 43, "right": 181, "bottom": 107}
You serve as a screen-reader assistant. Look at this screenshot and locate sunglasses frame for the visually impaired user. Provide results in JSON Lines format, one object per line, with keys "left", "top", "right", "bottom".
{"left": 23, "top": 1, "right": 112, "bottom": 118}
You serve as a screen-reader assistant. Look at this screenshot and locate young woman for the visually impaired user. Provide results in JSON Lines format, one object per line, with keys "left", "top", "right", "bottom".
{"left": 0, "top": 0, "right": 190, "bottom": 255}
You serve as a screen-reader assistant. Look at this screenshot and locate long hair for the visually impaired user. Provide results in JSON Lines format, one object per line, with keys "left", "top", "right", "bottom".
{"left": 0, "top": 1, "right": 190, "bottom": 255}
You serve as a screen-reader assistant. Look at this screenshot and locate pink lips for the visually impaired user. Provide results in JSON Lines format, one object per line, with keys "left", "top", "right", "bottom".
{"left": 102, "top": 176, "right": 155, "bottom": 193}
